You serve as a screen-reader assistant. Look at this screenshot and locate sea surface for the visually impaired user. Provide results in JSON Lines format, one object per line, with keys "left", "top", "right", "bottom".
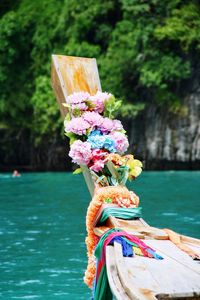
{"left": 0, "top": 171, "right": 199, "bottom": 299}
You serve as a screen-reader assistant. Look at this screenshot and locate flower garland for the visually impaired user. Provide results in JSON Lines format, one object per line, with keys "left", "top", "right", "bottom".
{"left": 84, "top": 185, "right": 139, "bottom": 288}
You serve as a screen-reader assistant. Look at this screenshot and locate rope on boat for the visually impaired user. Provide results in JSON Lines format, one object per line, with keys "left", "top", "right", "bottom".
{"left": 164, "top": 228, "right": 200, "bottom": 260}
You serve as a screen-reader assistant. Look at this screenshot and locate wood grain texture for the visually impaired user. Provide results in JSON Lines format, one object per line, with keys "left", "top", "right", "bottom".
{"left": 80, "top": 164, "right": 95, "bottom": 196}
{"left": 51, "top": 57, "right": 68, "bottom": 118}
{"left": 145, "top": 240, "right": 200, "bottom": 277}
{"left": 51, "top": 54, "right": 101, "bottom": 118}
{"left": 181, "top": 234, "right": 200, "bottom": 247}
{"left": 121, "top": 240, "right": 200, "bottom": 299}
{"left": 114, "top": 242, "right": 157, "bottom": 300}
{"left": 106, "top": 246, "right": 131, "bottom": 300}
{"left": 107, "top": 216, "right": 168, "bottom": 240}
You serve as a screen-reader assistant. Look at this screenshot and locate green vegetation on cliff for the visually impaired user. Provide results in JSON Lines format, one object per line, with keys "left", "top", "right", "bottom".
{"left": 0, "top": 0, "right": 200, "bottom": 169}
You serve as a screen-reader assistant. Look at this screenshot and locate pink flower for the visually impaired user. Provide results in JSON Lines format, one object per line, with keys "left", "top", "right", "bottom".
{"left": 91, "top": 149, "right": 107, "bottom": 160}
{"left": 109, "top": 132, "right": 129, "bottom": 154}
{"left": 67, "top": 92, "right": 90, "bottom": 104}
{"left": 90, "top": 160, "right": 105, "bottom": 172}
{"left": 89, "top": 149, "right": 107, "bottom": 172}
{"left": 64, "top": 117, "right": 90, "bottom": 135}
{"left": 90, "top": 91, "right": 112, "bottom": 113}
{"left": 83, "top": 112, "right": 103, "bottom": 128}
{"left": 69, "top": 140, "right": 92, "bottom": 165}
{"left": 98, "top": 117, "right": 114, "bottom": 133}
{"left": 112, "top": 119, "right": 123, "bottom": 131}
{"left": 71, "top": 103, "right": 88, "bottom": 111}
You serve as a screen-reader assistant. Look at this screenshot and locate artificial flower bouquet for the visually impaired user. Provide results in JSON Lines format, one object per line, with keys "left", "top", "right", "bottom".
{"left": 64, "top": 91, "right": 143, "bottom": 186}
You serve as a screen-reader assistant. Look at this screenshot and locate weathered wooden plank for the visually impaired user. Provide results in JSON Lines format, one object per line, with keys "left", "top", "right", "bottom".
{"left": 143, "top": 255, "right": 200, "bottom": 297}
{"left": 106, "top": 216, "right": 145, "bottom": 238}
{"left": 106, "top": 246, "right": 131, "bottom": 300}
{"left": 181, "top": 234, "right": 200, "bottom": 247}
{"left": 124, "top": 256, "right": 160, "bottom": 292}
{"left": 51, "top": 54, "right": 101, "bottom": 118}
{"left": 51, "top": 55, "right": 68, "bottom": 118}
{"left": 114, "top": 242, "right": 158, "bottom": 300}
{"left": 184, "top": 243, "right": 200, "bottom": 254}
{"left": 108, "top": 217, "right": 168, "bottom": 240}
{"left": 80, "top": 164, "right": 95, "bottom": 197}
{"left": 122, "top": 240, "right": 200, "bottom": 298}
{"left": 145, "top": 240, "right": 200, "bottom": 277}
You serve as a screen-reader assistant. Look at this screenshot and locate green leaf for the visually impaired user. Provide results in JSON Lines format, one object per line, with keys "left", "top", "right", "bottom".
{"left": 86, "top": 127, "right": 93, "bottom": 136}
{"left": 120, "top": 129, "right": 127, "bottom": 134}
{"left": 64, "top": 132, "right": 78, "bottom": 144}
{"left": 104, "top": 95, "right": 122, "bottom": 118}
{"left": 119, "top": 103, "right": 145, "bottom": 118}
{"left": 64, "top": 113, "right": 71, "bottom": 122}
{"left": 104, "top": 197, "right": 113, "bottom": 203}
{"left": 85, "top": 100, "right": 96, "bottom": 109}
{"left": 62, "top": 103, "right": 70, "bottom": 108}
{"left": 73, "top": 168, "right": 82, "bottom": 174}
{"left": 73, "top": 108, "right": 81, "bottom": 117}
{"left": 113, "top": 100, "right": 122, "bottom": 111}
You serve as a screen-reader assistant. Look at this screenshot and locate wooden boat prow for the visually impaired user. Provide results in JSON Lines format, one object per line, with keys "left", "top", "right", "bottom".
{"left": 51, "top": 54, "right": 200, "bottom": 299}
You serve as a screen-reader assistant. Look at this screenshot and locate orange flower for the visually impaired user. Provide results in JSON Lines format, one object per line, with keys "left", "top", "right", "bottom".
{"left": 106, "top": 153, "right": 124, "bottom": 166}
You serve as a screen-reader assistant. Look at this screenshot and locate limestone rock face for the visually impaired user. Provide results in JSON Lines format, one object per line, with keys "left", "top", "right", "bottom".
{"left": 127, "top": 88, "right": 200, "bottom": 169}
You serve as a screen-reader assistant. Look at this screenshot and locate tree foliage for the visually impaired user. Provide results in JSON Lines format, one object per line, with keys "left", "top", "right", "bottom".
{"left": 0, "top": 0, "right": 200, "bottom": 167}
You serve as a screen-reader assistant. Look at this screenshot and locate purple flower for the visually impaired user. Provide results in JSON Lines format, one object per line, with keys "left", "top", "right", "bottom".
{"left": 64, "top": 117, "right": 90, "bottom": 135}
{"left": 112, "top": 119, "right": 123, "bottom": 131}
{"left": 71, "top": 103, "right": 88, "bottom": 111}
{"left": 82, "top": 111, "right": 103, "bottom": 128}
{"left": 90, "top": 91, "right": 112, "bottom": 113}
{"left": 67, "top": 92, "right": 90, "bottom": 104}
{"left": 109, "top": 131, "right": 129, "bottom": 154}
{"left": 98, "top": 118, "right": 114, "bottom": 133}
{"left": 69, "top": 140, "right": 92, "bottom": 165}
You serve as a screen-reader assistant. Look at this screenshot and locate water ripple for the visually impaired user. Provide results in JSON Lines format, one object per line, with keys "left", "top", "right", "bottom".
{"left": 162, "top": 212, "right": 178, "bottom": 216}
{"left": 17, "top": 280, "right": 42, "bottom": 286}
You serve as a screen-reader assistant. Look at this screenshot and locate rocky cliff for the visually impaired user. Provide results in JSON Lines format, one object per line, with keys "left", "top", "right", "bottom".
{"left": 127, "top": 86, "right": 200, "bottom": 170}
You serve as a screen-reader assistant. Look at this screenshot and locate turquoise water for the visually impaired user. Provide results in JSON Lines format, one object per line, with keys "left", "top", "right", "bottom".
{"left": 0, "top": 171, "right": 199, "bottom": 299}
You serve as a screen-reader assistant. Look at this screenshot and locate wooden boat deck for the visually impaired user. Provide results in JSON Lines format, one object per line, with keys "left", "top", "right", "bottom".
{"left": 106, "top": 239, "right": 200, "bottom": 300}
